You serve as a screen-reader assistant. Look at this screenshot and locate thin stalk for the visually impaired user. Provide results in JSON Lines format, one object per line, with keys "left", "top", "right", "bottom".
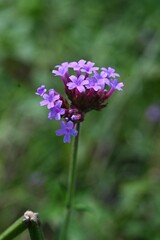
{"left": 0, "top": 216, "right": 28, "bottom": 240}
{"left": 60, "top": 122, "right": 80, "bottom": 240}
{"left": 28, "top": 219, "right": 45, "bottom": 240}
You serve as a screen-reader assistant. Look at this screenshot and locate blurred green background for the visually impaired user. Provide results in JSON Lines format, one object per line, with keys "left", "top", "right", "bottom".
{"left": 0, "top": 0, "right": 160, "bottom": 239}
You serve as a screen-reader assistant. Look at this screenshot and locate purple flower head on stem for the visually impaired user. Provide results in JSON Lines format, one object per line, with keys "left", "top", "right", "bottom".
{"left": 35, "top": 85, "right": 47, "bottom": 96}
{"left": 67, "top": 75, "right": 89, "bottom": 93}
{"left": 40, "top": 89, "right": 60, "bottom": 109}
{"left": 48, "top": 100, "right": 65, "bottom": 120}
{"left": 36, "top": 59, "right": 124, "bottom": 143}
{"left": 101, "top": 67, "right": 120, "bottom": 79}
{"left": 56, "top": 121, "right": 78, "bottom": 143}
{"left": 52, "top": 62, "right": 70, "bottom": 77}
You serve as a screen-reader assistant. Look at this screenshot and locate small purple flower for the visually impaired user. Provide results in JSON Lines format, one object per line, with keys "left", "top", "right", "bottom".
{"left": 105, "top": 79, "right": 124, "bottom": 98}
{"left": 85, "top": 76, "right": 102, "bottom": 91}
{"left": 85, "top": 71, "right": 110, "bottom": 91}
{"left": 56, "top": 121, "right": 78, "bottom": 143}
{"left": 81, "top": 61, "right": 99, "bottom": 74}
{"left": 71, "top": 114, "right": 82, "bottom": 121}
{"left": 48, "top": 100, "right": 65, "bottom": 120}
{"left": 52, "top": 62, "right": 70, "bottom": 77}
{"left": 109, "top": 79, "right": 124, "bottom": 91}
{"left": 69, "top": 59, "right": 86, "bottom": 71}
{"left": 35, "top": 85, "right": 47, "bottom": 96}
{"left": 94, "top": 71, "right": 110, "bottom": 89}
{"left": 67, "top": 75, "right": 89, "bottom": 93}
{"left": 40, "top": 89, "right": 60, "bottom": 109}
{"left": 101, "top": 67, "right": 120, "bottom": 78}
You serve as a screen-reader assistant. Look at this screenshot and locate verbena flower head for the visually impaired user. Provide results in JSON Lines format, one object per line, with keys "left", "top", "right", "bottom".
{"left": 36, "top": 60, "right": 124, "bottom": 143}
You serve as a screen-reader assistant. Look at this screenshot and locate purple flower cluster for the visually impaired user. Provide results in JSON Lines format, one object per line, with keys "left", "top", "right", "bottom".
{"left": 36, "top": 60, "right": 124, "bottom": 143}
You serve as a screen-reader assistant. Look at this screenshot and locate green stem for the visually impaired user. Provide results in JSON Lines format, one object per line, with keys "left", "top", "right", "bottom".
{"left": 0, "top": 211, "right": 45, "bottom": 240}
{"left": 0, "top": 216, "right": 28, "bottom": 240}
{"left": 60, "top": 122, "right": 81, "bottom": 240}
{"left": 27, "top": 214, "right": 45, "bottom": 240}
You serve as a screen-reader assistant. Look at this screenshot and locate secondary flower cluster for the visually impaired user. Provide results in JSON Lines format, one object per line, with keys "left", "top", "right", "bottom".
{"left": 36, "top": 60, "right": 124, "bottom": 143}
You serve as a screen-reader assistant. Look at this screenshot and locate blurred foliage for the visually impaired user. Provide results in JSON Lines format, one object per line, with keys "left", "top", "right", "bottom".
{"left": 0, "top": 0, "right": 160, "bottom": 239}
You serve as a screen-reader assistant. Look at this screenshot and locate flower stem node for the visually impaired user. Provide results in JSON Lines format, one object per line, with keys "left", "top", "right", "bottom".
{"left": 24, "top": 211, "right": 39, "bottom": 223}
